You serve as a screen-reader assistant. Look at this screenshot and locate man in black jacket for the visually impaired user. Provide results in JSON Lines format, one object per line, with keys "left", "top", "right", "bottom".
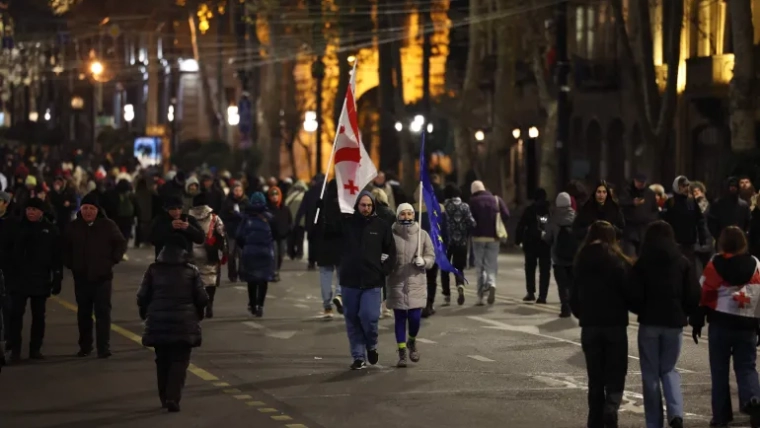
{"left": 709, "top": 176, "right": 751, "bottom": 241}
{"left": 661, "top": 175, "right": 708, "bottom": 265}
{"left": 334, "top": 190, "right": 396, "bottom": 370}
{"left": 6, "top": 198, "right": 62, "bottom": 362}
{"left": 515, "top": 188, "right": 551, "bottom": 303}
{"left": 149, "top": 196, "right": 206, "bottom": 260}
{"left": 619, "top": 173, "right": 659, "bottom": 256}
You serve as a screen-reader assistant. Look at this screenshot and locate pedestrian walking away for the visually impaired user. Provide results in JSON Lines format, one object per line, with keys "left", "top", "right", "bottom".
{"left": 137, "top": 234, "right": 209, "bottom": 413}
{"left": 236, "top": 192, "right": 275, "bottom": 318}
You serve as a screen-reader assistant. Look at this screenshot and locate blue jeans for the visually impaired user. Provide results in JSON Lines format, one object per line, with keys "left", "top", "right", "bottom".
{"left": 638, "top": 325, "right": 684, "bottom": 428}
{"left": 319, "top": 265, "right": 341, "bottom": 309}
{"left": 472, "top": 240, "right": 499, "bottom": 297}
{"left": 708, "top": 323, "right": 760, "bottom": 424}
{"left": 342, "top": 287, "right": 382, "bottom": 361}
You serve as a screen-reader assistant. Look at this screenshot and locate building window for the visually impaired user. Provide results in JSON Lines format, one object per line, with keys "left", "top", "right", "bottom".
{"left": 586, "top": 6, "right": 596, "bottom": 58}
{"left": 576, "top": 6, "right": 585, "bottom": 57}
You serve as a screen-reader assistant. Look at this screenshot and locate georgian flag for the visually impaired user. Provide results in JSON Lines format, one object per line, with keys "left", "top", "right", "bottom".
{"left": 333, "top": 64, "right": 377, "bottom": 213}
{"left": 700, "top": 256, "right": 760, "bottom": 318}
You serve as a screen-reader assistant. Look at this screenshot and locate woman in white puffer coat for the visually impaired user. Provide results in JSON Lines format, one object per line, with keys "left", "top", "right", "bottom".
{"left": 188, "top": 193, "right": 228, "bottom": 319}
{"left": 386, "top": 203, "right": 435, "bottom": 368}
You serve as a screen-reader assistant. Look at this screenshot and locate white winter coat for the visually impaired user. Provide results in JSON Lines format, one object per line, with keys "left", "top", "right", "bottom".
{"left": 386, "top": 222, "right": 435, "bottom": 310}
{"left": 188, "top": 205, "right": 228, "bottom": 287}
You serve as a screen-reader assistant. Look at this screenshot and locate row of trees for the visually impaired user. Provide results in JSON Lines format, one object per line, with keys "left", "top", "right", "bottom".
{"left": 41, "top": 0, "right": 759, "bottom": 197}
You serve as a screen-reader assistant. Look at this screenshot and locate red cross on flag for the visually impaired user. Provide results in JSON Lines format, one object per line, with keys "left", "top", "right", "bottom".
{"left": 333, "top": 63, "right": 377, "bottom": 213}
{"left": 700, "top": 256, "right": 760, "bottom": 318}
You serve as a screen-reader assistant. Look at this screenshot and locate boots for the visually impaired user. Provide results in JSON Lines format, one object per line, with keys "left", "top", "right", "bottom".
{"left": 407, "top": 340, "right": 420, "bottom": 363}
{"left": 396, "top": 348, "right": 408, "bottom": 368}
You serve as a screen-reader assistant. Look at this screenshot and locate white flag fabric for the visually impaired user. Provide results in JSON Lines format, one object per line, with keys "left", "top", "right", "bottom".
{"left": 701, "top": 255, "right": 760, "bottom": 318}
{"left": 333, "top": 68, "right": 377, "bottom": 213}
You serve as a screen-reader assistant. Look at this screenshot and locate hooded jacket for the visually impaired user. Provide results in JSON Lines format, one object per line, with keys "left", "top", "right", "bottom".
{"left": 235, "top": 200, "right": 275, "bottom": 282}
{"left": 337, "top": 191, "right": 396, "bottom": 289}
{"left": 691, "top": 253, "right": 760, "bottom": 331}
{"left": 137, "top": 245, "right": 208, "bottom": 348}
{"left": 386, "top": 220, "right": 435, "bottom": 310}
{"left": 285, "top": 181, "right": 308, "bottom": 227}
{"left": 266, "top": 186, "right": 292, "bottom": 240}
{"left": 543, "top": 203, "right": 576, "bottom": 266}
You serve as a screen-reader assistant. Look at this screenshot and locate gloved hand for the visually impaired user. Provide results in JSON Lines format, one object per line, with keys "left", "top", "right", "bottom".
{"left": 381, "top": 253, "right": 389, "bottom": 262}
{"left": 692, "top": 326, "right": 702, "bottom": 344}
{"left": 414, "top": 256, "right": 426, "bottom": 267}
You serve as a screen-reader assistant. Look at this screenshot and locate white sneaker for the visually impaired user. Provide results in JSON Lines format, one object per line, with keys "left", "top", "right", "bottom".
{"left": 122, "top": 253, "right": 129, "bottom": 261}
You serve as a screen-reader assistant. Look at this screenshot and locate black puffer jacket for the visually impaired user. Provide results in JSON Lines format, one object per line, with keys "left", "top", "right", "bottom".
{"left": 571, "top": 243, "right": 632, "bottom": 327}
{"left": 137, "top": 246, "right": 209, "bottom": 348}
{"left": 6, "top": 217, "right": 62, "bottom": 297}
{"left": 315, "top": 180, "right": 343, "bottom": 267}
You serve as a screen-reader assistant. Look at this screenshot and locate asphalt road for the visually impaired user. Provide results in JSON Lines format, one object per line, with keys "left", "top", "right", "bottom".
{"left": 0, "top": 247, "right": 754, "bottom": 427}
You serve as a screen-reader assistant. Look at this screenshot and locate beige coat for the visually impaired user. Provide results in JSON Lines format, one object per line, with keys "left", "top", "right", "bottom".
{"left": 386, "top": 222, "right": 435, "bottom": 310}
{"left": 188, "top": 205, "right": 228, "bottom": 287}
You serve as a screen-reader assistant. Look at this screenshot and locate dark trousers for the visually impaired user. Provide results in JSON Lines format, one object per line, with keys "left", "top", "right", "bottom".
{"left": 247, "top": 281, "right": 268, "bottom": 308}
{"left": 288, "top": 226, "right": 305, "bottom": 259}
{"left": 308, "top": 235, "right": 318, "bottom": 266}
{"left": 524, "top": 245, "right": 551, "bottom": 298}
{"left": 552, "top": 265, "right": 573, "bottom": 306}
{"left": 154, "top": 344, "right": 192, "bottom": 404}
{"left": 8, "top": 294, "right": 47, "bottom": 353}
{"left": 708, "top": 323, "right": 760, "bottom": 424}
{"left": 275, "top": 239, "right": 286, "bottom": 271}
{"left": 2, "top": 295, "right": 10, "bottom": 342}
{"left": 426, "top": 264, "right": 439, "bottom": 306}
{"left": 74, "top": 279, "right": 112, "bottom": 353}
{"left": 441, "top": 243, "right": 467, "bottom": 296}
{"left": 227, "top": 240, "right": 241, "bottom": 281}
{"left": 205, "top": 286, "right": 216, "bottom": 304}
{"left": 581, "top": 326, "right": 628, "bottom": 428}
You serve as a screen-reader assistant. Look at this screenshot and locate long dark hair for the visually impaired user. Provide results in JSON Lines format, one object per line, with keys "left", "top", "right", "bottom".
{"left": 638, "top": 220, "right": 679, "bottom": 261}
{"left": 574, "top": 220, "right": 632, "bottom": 267}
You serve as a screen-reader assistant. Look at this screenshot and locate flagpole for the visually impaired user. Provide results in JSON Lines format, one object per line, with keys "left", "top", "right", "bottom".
{"left": 418, "top": 134, "right": 424, "bottom": 257}
{"left": 314, "top": 61, "right": 358, "bottom": 224}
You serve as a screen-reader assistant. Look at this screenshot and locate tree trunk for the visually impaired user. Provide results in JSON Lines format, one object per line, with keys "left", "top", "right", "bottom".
{"left": 391, "top": 17, "right": 415, "bottom": 195}
{"left": 377, "top": 6, "right": 397, "bottom": 172}
{"left": 258, "top": 8, "right": 282, "bottom": 178}
{"left": 455, "top": 0, "right": 485, "bottom": 185}
{"left": 728, "top": 0, "right": 756, "bottom": 152}
{"left": 188, "top": 12, "right": 221, "bottom": 141}
{"left": 529, "top": 44, "right": 558, "bottom": 199}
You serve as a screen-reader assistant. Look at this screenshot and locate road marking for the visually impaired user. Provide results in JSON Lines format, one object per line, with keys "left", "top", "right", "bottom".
{"left": 272, "top": 415, "right": 293, "bottom": 421}
{"left": 243, "top": 321, "right": 265, "bottom": 329}
{"left": 415, "top": 338, "right": 436, "bottom": 344}
{"left": 294, "top": 304, "right": 310, "bottom": 309}
{"left": 266, "top": 330, "right": 297, "bottom": 340}
{"left": 467, "top": 355, "right": 495, "bottom": 362}
{"left": 50, "top": 296, "right": 309, "bottom": 423}
{"left": 234, "top": 286, "right": 247, "bottom": 291}
{"left": 286, "top": 425, "right": 309, "bottom": 428}
{"left": 468, "top": 316, "right": 695, "bottom": 374}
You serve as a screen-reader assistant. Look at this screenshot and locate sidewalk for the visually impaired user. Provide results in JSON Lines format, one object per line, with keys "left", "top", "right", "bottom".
{"left": 0, "top": 292, "right": 293, "bottom": 428}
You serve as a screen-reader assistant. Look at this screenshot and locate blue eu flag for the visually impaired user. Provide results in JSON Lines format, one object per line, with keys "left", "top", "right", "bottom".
{"left": 419, "top": 134, "right": 466, "bottom": 282}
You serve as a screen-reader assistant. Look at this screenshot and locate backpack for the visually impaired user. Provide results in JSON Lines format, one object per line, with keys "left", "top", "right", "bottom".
{"left": 117, "top": 194, "right": 134, "bottom": 217}
{"left": 555, "top": 226, "right": 578, "bottom": 262}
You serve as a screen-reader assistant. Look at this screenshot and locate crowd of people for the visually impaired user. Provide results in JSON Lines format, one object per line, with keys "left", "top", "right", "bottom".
{"left": 514, "top": 173, "right": 760, "bottom": 428}
{"left": 3, "top": 143, "right": 760, "bottom": 426}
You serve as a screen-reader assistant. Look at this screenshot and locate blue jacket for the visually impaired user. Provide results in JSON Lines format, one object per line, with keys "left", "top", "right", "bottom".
{"left": 236, "top": 202, "right": 275, "bottom": 282}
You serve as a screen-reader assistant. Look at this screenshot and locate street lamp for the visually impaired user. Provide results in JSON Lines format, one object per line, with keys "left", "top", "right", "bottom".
{"left": 427, "top": 123, "right": 434, "bottom": 133}
{"left": 89, "top": 61, "right": 104, "bottom": 76}
{"left": 474, "top": 130, "right": 485, "bottom": 141}
{"left": 303, "top": 110, "right": 318, "bottom": 132}
{"left": 227, "top": 106, "right": 240, "bottom": 126}
{"left": 71, "top": 96, "right": 84, "bottom": 109}
{"left": 394, "top": 121, "right": 402, "bottom": 132}
{"left": 123, "top": 104, "right": 135, "bottom": 123}
{"left": 29, "top": 112, "right": 38, "bottom": 122}
{"left": 347, "top": 55, "right": 356, "bottom": 64}
{"left": 529, "top": 126, "right": 539, "bottom": 138}
{"left": 167, "top": 105, "right": 175, "bottom": 122}
{"left": 512, "top": 128, "right": 521, "bottom": 139}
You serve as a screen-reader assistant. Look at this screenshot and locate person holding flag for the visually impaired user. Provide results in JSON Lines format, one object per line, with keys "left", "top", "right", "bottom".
{"left": 418, "top": 135, "right": 466, "bottom": 311}
{"left": 316, "top": 62, "right": 394, "bottom": 369}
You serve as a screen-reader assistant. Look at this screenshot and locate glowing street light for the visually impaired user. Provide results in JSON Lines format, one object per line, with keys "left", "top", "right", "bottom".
{"left": 29, "top": 112, "right": 39, "bottom": 122}
{"left": 167, "top": 105, "right": 175, "bottom": 122}
{"left": 44, "top": 109, "right": 51, "bottom": 121}
{"left": 303, "top": 110, "right": 318, "bottom": 132}
{"left": 427, "top": 123, "right": 434, "bottom": 133}
{"left": 474, "top": 130, "right": 485, "bottom": 141}
{"left": 394, "top": 121, "right": 402, "bottom": 132}
{"left": 227, "top": 106, "right": 240, "bottom": 126}
{"left": 347, "top": 55, "right": 356, "bottom": 64}
{"left": 123, "top": 104, "right": 135, "bottom": 123}
{"left": 90, "top": 61, "right": 104, "bottom": 76}
{"left": 528, "top": 126, "right": 539, "bottom": 138}
{"left": 512, "top": 128, "right": 521, "bottom": 139}
{"left": 71, "top": 96, "right": 84, "bottom": 110}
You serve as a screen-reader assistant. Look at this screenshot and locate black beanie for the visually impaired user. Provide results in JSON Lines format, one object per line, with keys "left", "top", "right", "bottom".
{"left": 163, "top": 196, "right": 183, "bottom": 209}
{"left": 164, "top": 233, "right": 188, "bottom": 250}
{"left": 81, "top": 191, "right": 100, "bottom": 208}
{"left": 192, "top": 192, "right": 207, "bottom": 207}
{"left": 25, "top": 197, "right": 47, "bottom": 211}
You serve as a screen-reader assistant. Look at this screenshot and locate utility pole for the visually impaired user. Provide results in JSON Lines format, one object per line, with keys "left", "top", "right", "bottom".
{"left": 555, "top": 1, "right": 570, "bottom": 190}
